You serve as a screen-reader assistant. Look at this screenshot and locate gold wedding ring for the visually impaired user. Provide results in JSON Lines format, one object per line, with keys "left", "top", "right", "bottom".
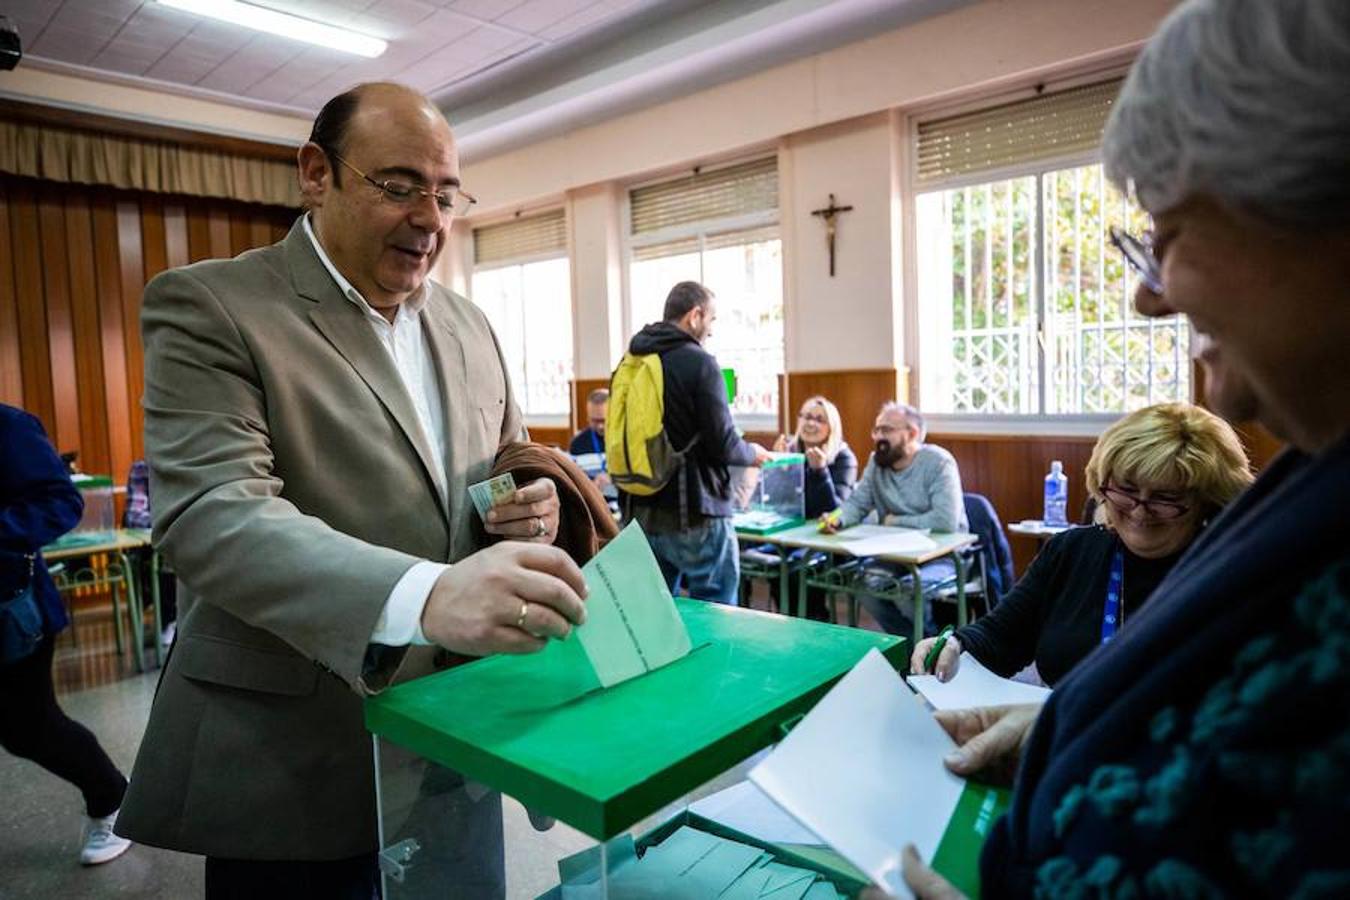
{"left": 515, "top": 601, "right": 529, "bottom": 630}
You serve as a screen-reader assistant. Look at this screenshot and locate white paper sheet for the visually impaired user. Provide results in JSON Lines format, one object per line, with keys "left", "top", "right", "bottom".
{"left": 688, "top": 780, "right": 824, "bottom": 846}
{"left": 828, "top": 525, "right": 937, "bottom": 558}
{"left": 749, "top": 649, "right": 964, "bottom": 896}
{"left": 907, "top": 653, "right": 1052, "bottom": 710}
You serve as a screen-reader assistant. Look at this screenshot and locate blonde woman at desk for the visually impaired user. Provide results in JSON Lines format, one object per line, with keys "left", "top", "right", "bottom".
{"left": 772, "top": 396, "right": 858, "bottom": 619}
{"left": 911, "top": 403, "right": 1251, "bottom": 687}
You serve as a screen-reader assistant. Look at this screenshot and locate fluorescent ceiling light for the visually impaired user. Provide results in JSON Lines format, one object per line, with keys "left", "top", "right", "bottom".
{"left": 159, "top": 0, "right": 387, "bottom": 58}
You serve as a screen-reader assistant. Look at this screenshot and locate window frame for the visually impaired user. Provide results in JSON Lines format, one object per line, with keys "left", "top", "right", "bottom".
{"left": 901, "top": 73, "right": 1192, "bottom": 434}
{"left": 621, "top": 158, "right": 783, "bottom": 432}
{"left": 470, "top": 240, "right": 574, "bottom": 427}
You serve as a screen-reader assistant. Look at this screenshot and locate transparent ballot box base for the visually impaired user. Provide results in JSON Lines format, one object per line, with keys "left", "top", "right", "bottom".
{"left": 374, "top": 735, "right": 763, "bottom": 899}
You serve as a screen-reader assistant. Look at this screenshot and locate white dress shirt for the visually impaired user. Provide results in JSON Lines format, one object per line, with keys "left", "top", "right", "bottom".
{"left": 303, "top": 215, "right": 445, "bottom": 646}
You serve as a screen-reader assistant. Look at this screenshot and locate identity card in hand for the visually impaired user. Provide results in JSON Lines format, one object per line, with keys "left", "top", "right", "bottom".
{"left": 574, "top": 520, "right": 692, "bottom": 688}
{"left": 468, "top": 473, "right": 517, "bottom": 522}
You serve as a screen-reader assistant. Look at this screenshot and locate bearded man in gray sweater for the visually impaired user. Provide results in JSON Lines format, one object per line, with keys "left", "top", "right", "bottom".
{"left": 820, "top": 402, "right": 966, "bottom": 635}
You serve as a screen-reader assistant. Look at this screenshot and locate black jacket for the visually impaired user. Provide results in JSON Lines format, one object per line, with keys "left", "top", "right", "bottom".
{"left": 954, "top": 524, "right": 1180, "bottom": 687}
{"left": 624, "top": 322, "right": 757, "bottom": 519}
{"left": 786, "top": 438, "right": 858, "bottom": 519}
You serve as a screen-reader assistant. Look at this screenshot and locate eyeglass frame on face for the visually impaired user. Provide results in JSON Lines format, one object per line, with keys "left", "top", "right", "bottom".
{"left": 1108, "top": 225, "right": 1163, "bottom": 294}
{"left": 798, "top": 411, "right": 829, "bottom": 426}
{"left": 1100, "top": 482, "right": 1192, "bottom": 520}
{"left": 331, "top": 152, "right": 477, "bottom": 217}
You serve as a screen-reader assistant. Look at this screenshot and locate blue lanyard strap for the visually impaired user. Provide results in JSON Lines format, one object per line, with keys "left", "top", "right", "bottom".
{"left": 590, "top": 429, "right": 603, "bottom": 455}
{"left": 1101, "top": 544, "right": 1125, "bottom": 644}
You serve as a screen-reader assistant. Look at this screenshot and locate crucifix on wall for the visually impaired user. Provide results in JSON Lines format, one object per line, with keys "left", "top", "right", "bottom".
{"left": 811, "top": 193, "right": 853, "bottom": 277}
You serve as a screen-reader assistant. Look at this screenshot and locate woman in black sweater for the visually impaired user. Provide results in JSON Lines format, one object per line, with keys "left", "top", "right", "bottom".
{"left": 911, "top": 402, "right": 1252, "bottom": 687}
{"left": 773, "top": 396, "right": 857, "bottom": 619}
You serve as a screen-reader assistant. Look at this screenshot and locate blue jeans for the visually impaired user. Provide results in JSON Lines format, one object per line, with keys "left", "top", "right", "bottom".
{"left": 647, "top": 517, "right": 741, "bottom": 606}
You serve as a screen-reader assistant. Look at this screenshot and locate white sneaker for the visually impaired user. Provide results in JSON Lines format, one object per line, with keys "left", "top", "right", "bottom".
{"left": 80, "top": 809, "right": 132, "bottom": 865}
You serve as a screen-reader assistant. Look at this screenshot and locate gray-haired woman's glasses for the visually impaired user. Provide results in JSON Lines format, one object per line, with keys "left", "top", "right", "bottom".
{"left": 1108, "top": 225, "right": 1163, "bottom": 294}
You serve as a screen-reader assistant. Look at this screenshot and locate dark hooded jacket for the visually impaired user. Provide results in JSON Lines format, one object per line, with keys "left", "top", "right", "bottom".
{"left": 623, "top": 322, "right": 758, "bottom": 523}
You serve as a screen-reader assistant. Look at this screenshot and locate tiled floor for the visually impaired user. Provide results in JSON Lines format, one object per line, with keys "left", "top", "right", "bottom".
{"left": 0, "top": 588, "right": 886, "bottom": 899}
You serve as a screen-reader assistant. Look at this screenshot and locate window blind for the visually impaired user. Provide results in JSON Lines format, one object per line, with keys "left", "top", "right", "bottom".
{"left": 473, "top": 209, "right": 566, "bottom": 266}
{"left": 915, "top": 79, "right": 1123, "bottom": 189}
{"left": 630, "top": 225, "right": 780, "bottom": 262}
{"left": 630, "top": 157, "right": 777, "bottom": 236}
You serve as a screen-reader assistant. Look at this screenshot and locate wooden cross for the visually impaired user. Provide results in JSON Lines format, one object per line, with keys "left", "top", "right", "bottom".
{"left": 811, "top": 193, "right": 853, "bottom": 277}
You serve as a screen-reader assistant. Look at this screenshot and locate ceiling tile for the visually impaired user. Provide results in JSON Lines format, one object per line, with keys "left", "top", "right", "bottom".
{"left": 538, "top": 1, "right": 613, "bottom": 42}
{"left": 445, "top": 0, "right": 528, "bottom": 22}
{"left": 495, "top": 0, "right": 584, "bottom": 33}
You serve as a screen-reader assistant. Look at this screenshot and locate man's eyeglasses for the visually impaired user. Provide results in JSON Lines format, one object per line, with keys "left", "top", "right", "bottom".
{"left": 1101, "top": 484, "right": 1191, "bottom": 520}
{"left": 1108, "top": 225, "right": 1163, "bottom": 294}
{"left": 332, "top": 154, "right": 477, "bottom": 217}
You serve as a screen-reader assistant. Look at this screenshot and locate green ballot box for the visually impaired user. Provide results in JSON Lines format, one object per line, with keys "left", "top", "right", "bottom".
{"left": 366, "top": 601, "right": 906, "bottom": 897}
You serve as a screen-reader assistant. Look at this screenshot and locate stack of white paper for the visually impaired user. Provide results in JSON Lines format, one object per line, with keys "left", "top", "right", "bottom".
{"left": 749, "top": 650, "right": 964, "bottom": 895}
{"left": 907, "top": 653, "right": 1051, "bottom": 711}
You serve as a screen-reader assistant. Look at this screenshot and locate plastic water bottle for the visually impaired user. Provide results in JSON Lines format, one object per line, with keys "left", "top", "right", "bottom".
{"left": 1044, "top": 460, "right": 1069, "bottom": 527}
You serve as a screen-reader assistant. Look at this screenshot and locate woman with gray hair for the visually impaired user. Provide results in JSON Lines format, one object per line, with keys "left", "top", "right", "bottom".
{"left": 886, "top": 1, "right": 1350, "bottom": 897}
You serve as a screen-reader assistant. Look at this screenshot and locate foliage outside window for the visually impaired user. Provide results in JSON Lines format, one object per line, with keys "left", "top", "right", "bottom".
{"left": 914, "top": 81, "right": 1189, "bottom": 417}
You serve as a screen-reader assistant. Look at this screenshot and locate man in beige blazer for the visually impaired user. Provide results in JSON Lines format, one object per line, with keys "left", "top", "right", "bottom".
{"left": 116, "top": 83, "right": 588, "bottom": 898}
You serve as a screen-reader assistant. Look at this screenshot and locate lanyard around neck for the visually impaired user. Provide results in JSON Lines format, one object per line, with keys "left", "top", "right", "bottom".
{"left": 1100, "top": 543, "right": 1126, "bottom": 644}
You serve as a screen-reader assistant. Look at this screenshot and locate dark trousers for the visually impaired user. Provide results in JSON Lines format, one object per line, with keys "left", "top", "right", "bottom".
{"left": 0, "top": 635, "right": 127, "bottom": 818}
{"left": 205, "top": 853, "right": 379, "bottom": 900}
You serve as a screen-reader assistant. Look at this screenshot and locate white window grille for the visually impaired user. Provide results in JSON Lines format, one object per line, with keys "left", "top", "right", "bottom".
{"left": 627, "top": 158, "right": 783, "bottom": 421}
{"left": 914, "top": 79, "right": 1189, "bottom": 418}
{"left": 471, "top": 210, "right": 573, "bottom": 417}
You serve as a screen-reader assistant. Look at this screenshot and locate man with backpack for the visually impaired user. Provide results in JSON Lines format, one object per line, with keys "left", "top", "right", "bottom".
{"left": 607, "top": 281, "right": 770, "bottom": 605}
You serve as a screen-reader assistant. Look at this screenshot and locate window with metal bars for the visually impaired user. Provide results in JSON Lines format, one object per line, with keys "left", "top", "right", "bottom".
{"left": 471, "top": 210, "right": 573, "bottom": 418}
{"left": 914, "top": 81, "right": 1190, "bottom": 418}
{"left": 626, "top": 158, "right": 783, "bottom": 421}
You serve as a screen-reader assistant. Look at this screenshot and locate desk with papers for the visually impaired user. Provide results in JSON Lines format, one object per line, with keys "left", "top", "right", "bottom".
{"left": 735, "top": 523, "right": 978, "bottom": 644}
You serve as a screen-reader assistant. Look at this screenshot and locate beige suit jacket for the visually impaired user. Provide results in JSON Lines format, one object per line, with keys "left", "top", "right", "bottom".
{"left": 117, "top": 220, "right": 524, "bottom": 860}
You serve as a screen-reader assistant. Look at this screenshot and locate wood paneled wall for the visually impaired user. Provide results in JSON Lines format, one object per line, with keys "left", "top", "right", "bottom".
{"left": 572, "top": 377, "right": 610, "bottom": 433}
{"left": 930, "top": 433, "right": 1098, "bottom": 574}
{"left": 785, "top": 368, "right": 909, "bottom": 457}
{"left": 0, "top": 173, "right": 295, "bottom": 482}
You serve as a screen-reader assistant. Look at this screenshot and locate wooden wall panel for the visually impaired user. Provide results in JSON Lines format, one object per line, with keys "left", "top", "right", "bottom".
{"left": 1, "top": 173, "right": 294, "bottom": 478}
{"left": 11, "top": 183, "right": 54, "bottom": 431}
{"left": 931, "top": 433, "right": 1098, "bottom": 575}
{"left": 571, "top": 377, "right": 610, "bottom": 433}
{"left": 529, "top": 426, "right": 571, "bottom": 449}
{"left": 63, "top": 193, "right": 112, "bottom": 477}
{"left": 39, "top": 189, "right": 82, "bottom": 451}
{"left": 0, "top": 183, "right": 22, "bottom": 405}
{"left": 785, "top": 368, "right": 907, "bottom": 460}
{"left": 93, "top": 198, "right": 133, "bottom": 484}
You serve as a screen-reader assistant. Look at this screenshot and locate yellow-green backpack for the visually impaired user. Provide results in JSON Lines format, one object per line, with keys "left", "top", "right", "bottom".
{"left": 605, "top": 352, "right": 698, "bottom": 496}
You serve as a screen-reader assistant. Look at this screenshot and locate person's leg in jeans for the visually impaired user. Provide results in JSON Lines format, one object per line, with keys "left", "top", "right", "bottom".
{"left": 677, "top": 518, "right": 740, "bottom": 606}
{"left": 646, "top": 519, "right": 741, "bottom": 606}
{"left": 0, "top": 636, "right": 127, "bottom": 818}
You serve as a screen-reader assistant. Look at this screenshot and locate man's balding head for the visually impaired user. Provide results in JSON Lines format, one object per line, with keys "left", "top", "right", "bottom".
{"left": 297, "top": 82, "right": 464, "bottom": 317}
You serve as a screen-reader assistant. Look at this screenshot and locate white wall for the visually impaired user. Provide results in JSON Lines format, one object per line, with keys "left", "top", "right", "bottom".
{"left": 781, "top": 113, "right": 901, "bottom": 371}
{"left": 460, "top": 0, "right": 1170, "bottom": 216}
{"left": 456, "top": 0, "right": 1175, "bottom": 378}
